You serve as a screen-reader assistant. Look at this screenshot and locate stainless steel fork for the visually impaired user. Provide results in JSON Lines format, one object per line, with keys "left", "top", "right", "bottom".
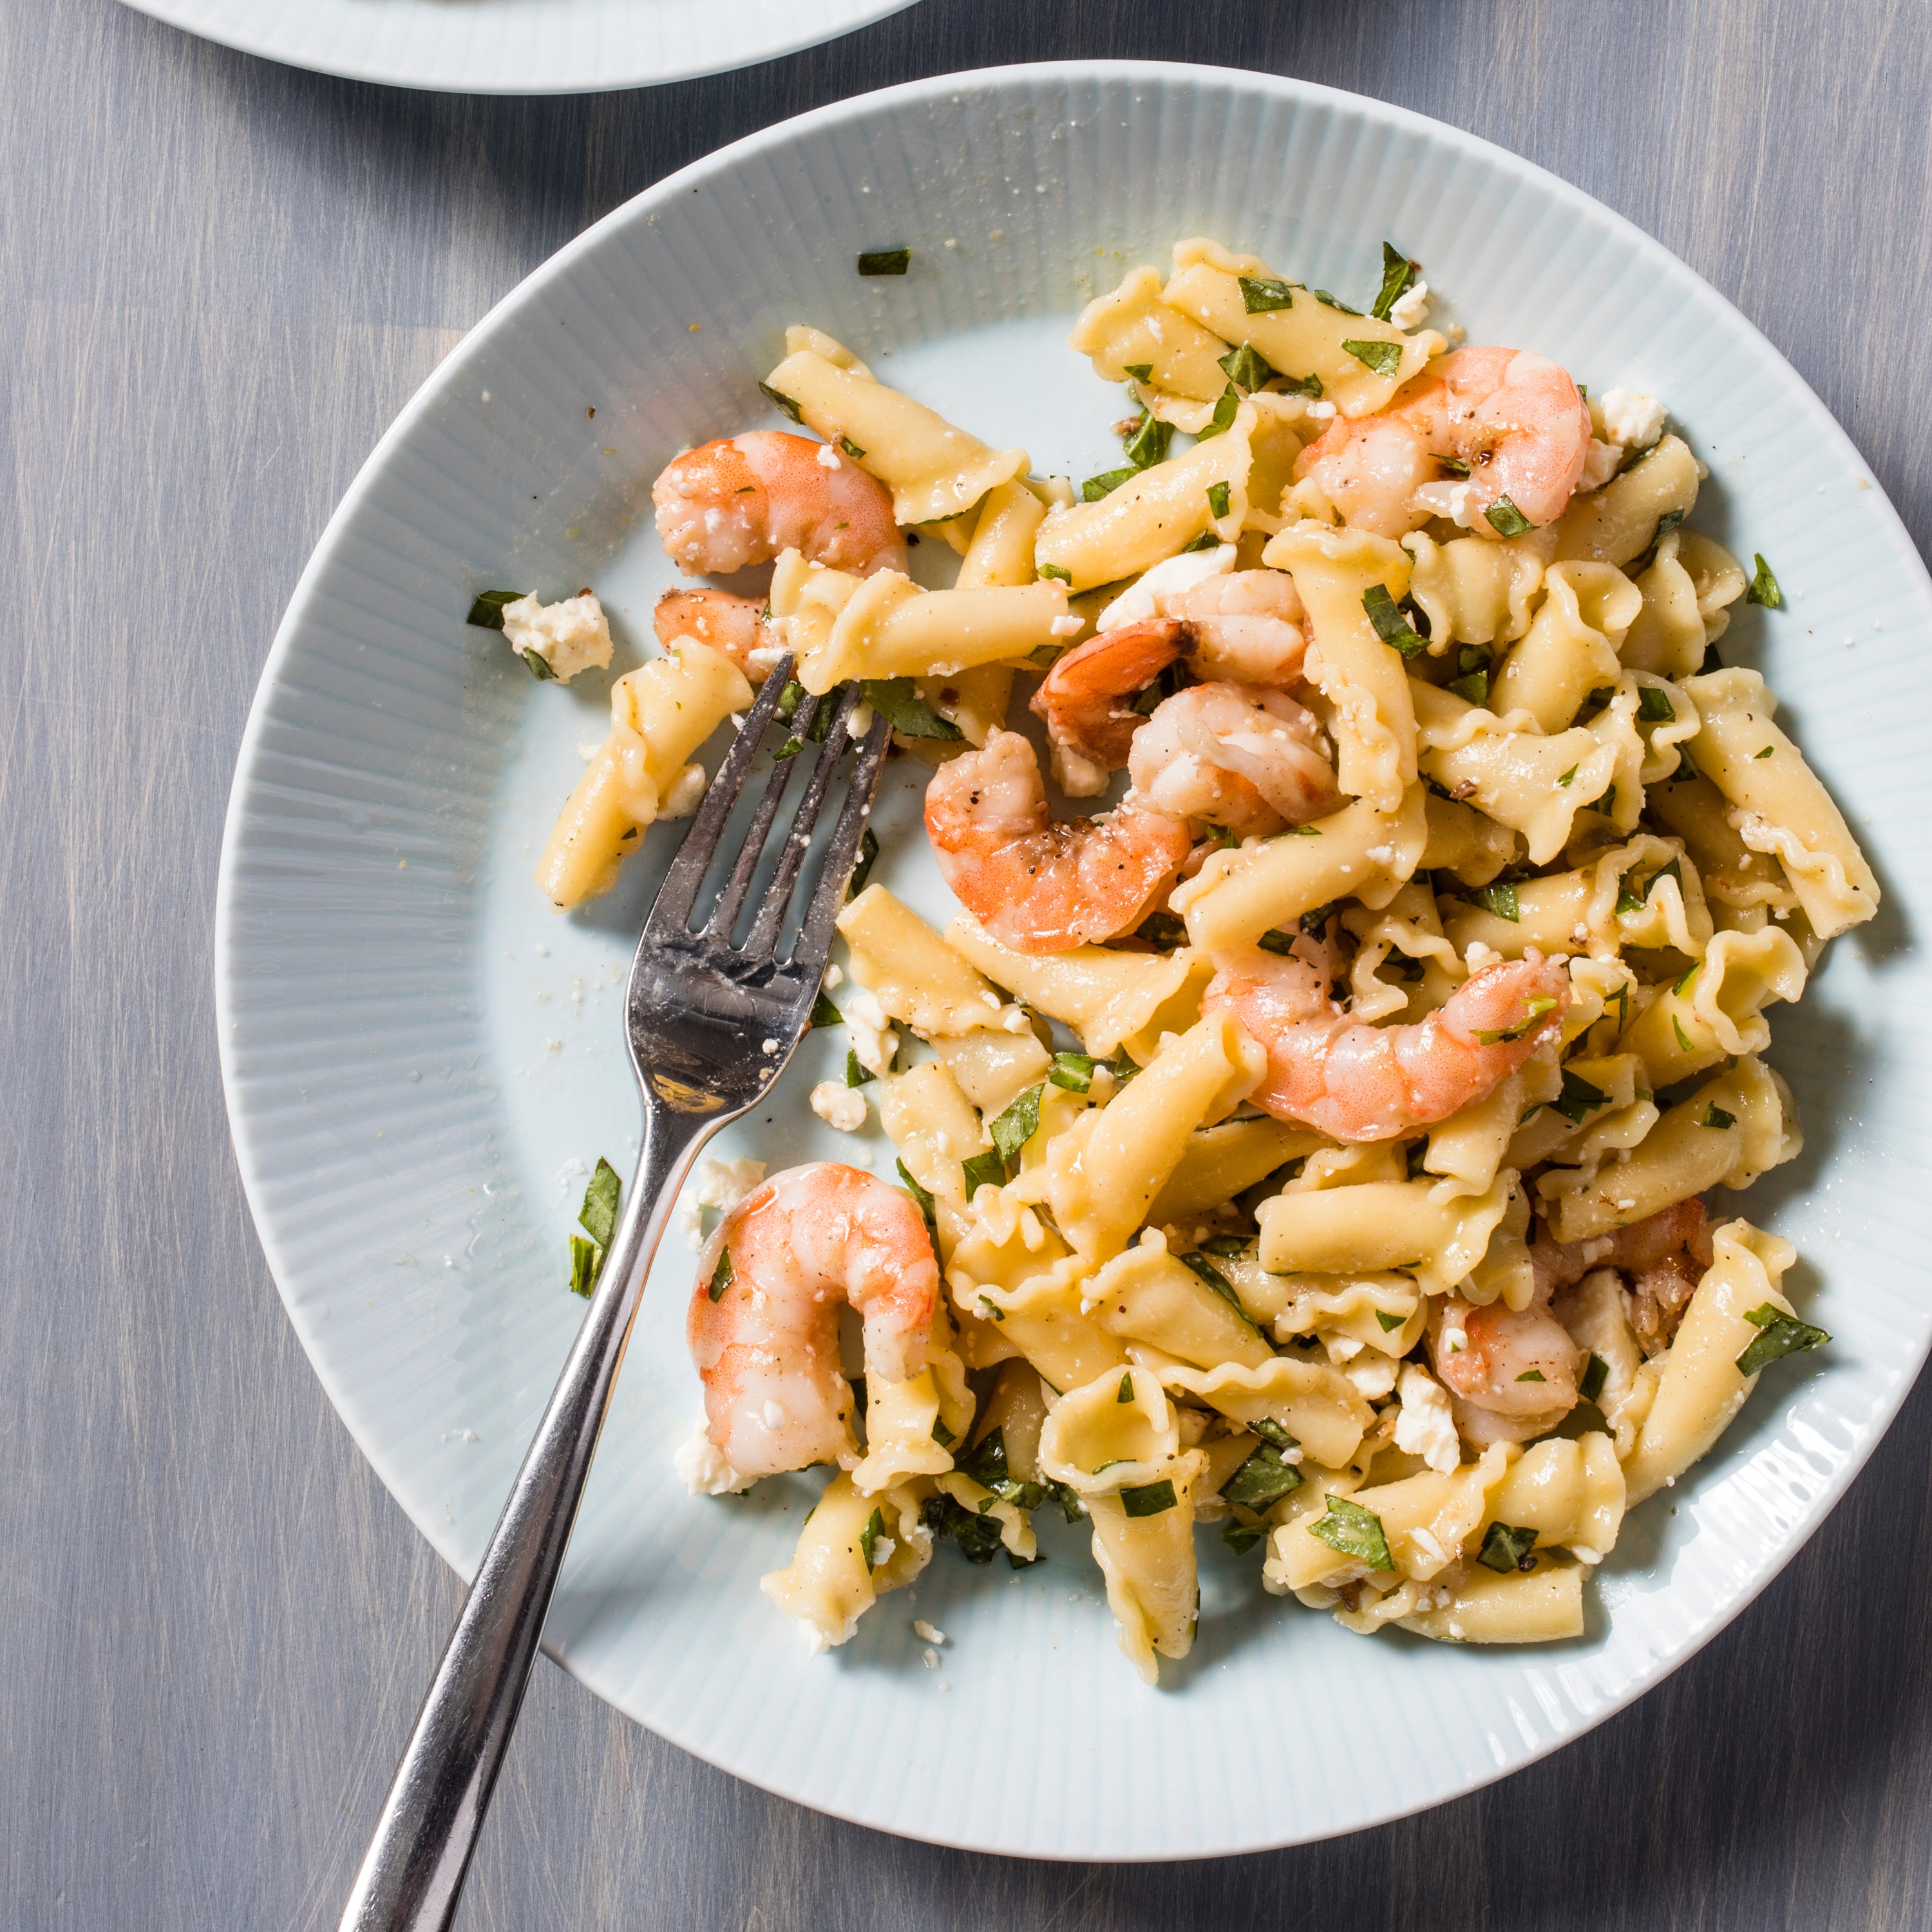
{"left": 340, "top": 658, "right": 891, "bottom": 1932}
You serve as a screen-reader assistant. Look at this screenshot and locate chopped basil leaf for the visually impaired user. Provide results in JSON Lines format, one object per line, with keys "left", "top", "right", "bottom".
{"left": 1249, "top": 1417, "right": 1298, "bottom": 1454}
{"left": 1122, "top": 412, "right": 1172, "bottom": 469}
{"left": 1558, "top": 764, "right": 1578, "bottom": 787}
{"left": 857, "top": 248, "right": 911, "bottom": 276}
{"left": 1470, "top": 882, "right": 1520, "bottom": 922}
{"left": 1222, "top": 1520, "right": 1269, "bottom": 1555}
{"left": 1050, "top": 1052, "right": 1103, "bottom": 1094}
{"left": 1754, "top": 744, "right": 1775, "bottom": 759}
{"left": 1341, "top": 337, "right": 1403, "bottom": 378}
{"left": 1307, "top": 1495, "right": 1394, "bottom": 1570}
{"left": 844, "top": 1048, "right": 873, "bottom": 1090}
{"left": 1735, "top": 1303, "right": 1830, "bottom": 1377}
{"left": 1282, "top": 823, "right": 1323, "bottom": 837}
{"left": 466, "top": 588, "right": 526, "bottom": 630}
{"left": 1300, "top": 902, "right": 1337, "bottom": 938}
{"left": 896, "top": 1159, "right": 939, "bottom": 1245}
{"left": 1703, "top": 1103, "right": 1736, "bottom": 1129}
{"left": 1448, "top": 669, "right": 1489, "bottom": 706}
{"left": 1206, "top": 480, "right": 1232, "bottom": 519}
{"left": 1580, "top": 1352, "right": 1609, "bottom": 1404}
{"left": 516, "top": 647, "right": 558, "bottom": 682}
{"left": 1312, "top": 289, "right": 1362, "bottom": 316}
{"left": 567, "top": 1233, "right": 601, "bottom": 1298}
{"left": 1027, "top": 643, "right": 1066, "bottom": 669}
{"left": 848, "top": 825, "right": 880, "bottom": 896}
{"left": 1361, "top": 583, "right": 1428, "bottom": 658}
{"left": 858, "top": 1506, "right": 887, "bottom": 1569}
{"left": 1238, "top": 275, "right": 1298, "bottom": 313}
{"left": 861, "top": 677, "right": 965, "bottom": 741}
{"left": 1484, "top": 495, "right": 1535, "bottom": 537}
{"left": 1615, "top": 882, "right": 1645, "bottom": 918}
{"left": 1437, "top": 455, "right": 1470, "bottom": 478}
{"left": 1279, "top": 372, "right": 1325, "bottom": 399}
{"left": 921, "top": 1492, "right": 1006, "bottom": 1564}
{"left": 772, "top": 736, "right": 804, "bottom": 761}
{"left": 775, "top": 680, "right": 805, "bottom": 719}
{"left": 1122, "top": 362, "right": 1153, "bottom": 382}
{"left": 1553, "top": 1068, "right": 1609, "bottom": 1124}
{"left": 1180, "top": 1250, "right": 1251, "bottom": 1320}
{"left": 1220, "top": 1440, "right": 1304, "bottom": 1510}
{"left": 1672, "top": 1014, "right": 1694, "bottom": 1054}
{"left": 976, "top": 1293, "right": 1005, "bottom": 1323}
{"left": 931, "top": 1416, "right": 956, "bottom": 1448}
{"left": 1136, "top": 909, "right": 1188, "bottom": 948}
{"left": 1371, "top": 242, "right": 1421, "bottom": 321}
{"left": 1181, "top": 529, "right": 1223, "bottom": 553}
{"left": 1037, "top": 563, "right": 1073, "bottom": 584}
{"left": 1049, "top": 1481, "right": 1085, "bottom": 1522}
{"left": 1195, "top": 385, "right": 1240, "bottom": 441}
{"left": 1110, "top": 1050, "right": 1141, "bottom": 1087}
{"left": 1255, "top": 928, "right": 1299, "bottom": 957}
{"left": 1515, "top": 1368, "right": 1547, "bottom": 1383}
{"left": 757, "top": 381, "right": 804, "bottom": 424}
{"left": 1082, "top": 466, "right": 1140, "bottom": 502}
{"left": 1746, "top": 553, "right": 1783, "bottom": 608}
{"left": 1117, "top": 1372, "right": 1135, "bottom": 1404}
{"left": 1200, "top": 1235, "right": 1249, "bottom": 1258}
{"left": 1651, "top": 856, "right": 1683, "bottom": 895}
{"left": 1218, "top": 343, "right": 1274, "bottom": 392}
{"left": 810, "top": 989, "right": 843, "bottom": 1030}
{"left": 1405, "top": 1139, "right": 1430, "bottom": 1179}
{"left": 990, "top": 1084, "right": 1044, "bottom": 1164}
{"left": 838, "top": 435, "right": 867, "bottom": 461}
{"left": 961, "top": 1150, "right": 1006, "bottom": 1197}
{"left": 1120, "top": 1479, "right": 1178, "bottom": 1519}
{"left": 1636, "top": 685, "right": 1678, "bottom": 724}
{"left": 708, "top": 1249, "right": 734, "bottom": 1302}
{"left": 1476, "top": 1521, "right": 1540, "bottom": 1573}
{"left": 1674, "top": 963, "right": 1700, "bottom": 996}
{"left": 1374, "top": 1309, "right": 1406, "bottom": 1333}
{"left": 578, "top": 1157, "right": 621, "bottom": 1249}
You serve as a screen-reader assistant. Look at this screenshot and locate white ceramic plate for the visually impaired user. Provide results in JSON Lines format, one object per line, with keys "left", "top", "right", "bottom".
{"left": 118, "top": 0, "right": 916, "bottom": 93}
{"left": 217, "top": 64, "right": 1932, "bottom": 1859}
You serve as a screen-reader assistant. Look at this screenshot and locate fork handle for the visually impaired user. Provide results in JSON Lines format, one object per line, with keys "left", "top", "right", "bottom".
{"left": 339, "top": 1106, "right": 719, "bottom": 1932}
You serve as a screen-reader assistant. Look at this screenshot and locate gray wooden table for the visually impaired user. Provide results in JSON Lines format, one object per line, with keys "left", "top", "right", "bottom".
{"left": 6, "top": 0, "right": 1930, "bottom": 1925}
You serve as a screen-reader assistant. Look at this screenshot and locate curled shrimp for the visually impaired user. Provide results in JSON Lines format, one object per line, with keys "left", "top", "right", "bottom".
{"left": 1536, "top": 1197, "right": 1712, "bottom": 1356}
{"left": 653, "top": 588, "right": 777, "bottom": 680}
{"left": 1295, "top": 346, "right": 1591, "bottom": 540}
{"left": 1126, "top": 683, "right": 1340, "bottom": 837}
{"left": 923, "top": 728, "right": 1192, "bottom": 952}
{"left": 654, "top": 430, "right": 907, "bottom": 577}
{"left": 1428, "top": 1287, "right": 1583, "bottom": 1446}
{"left": 1164, "top": 570, "right": 1308, "bottom": 685}
{"left": 687, "top": 1162, "right": 938, "bottom": 1483}
{"left": 1204, "top": 947, "right": 1570, "bottom": 1142}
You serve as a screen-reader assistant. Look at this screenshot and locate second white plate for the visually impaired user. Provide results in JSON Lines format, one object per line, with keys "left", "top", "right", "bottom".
{"left": 217, "top": 64, "right": 1932, "bottom": 1857}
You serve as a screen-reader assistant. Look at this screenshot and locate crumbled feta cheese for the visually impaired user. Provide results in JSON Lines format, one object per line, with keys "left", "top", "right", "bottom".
{"left": 1340, "top": 1353, "right": 1399, "bottom": 1400}
{"left": 747, "top": 643, "right": 787, "bottom": 675}
{"left": 1095, "top": 545, "right": 1236, "bottom": 630}
{"left": 921, "top": 1647, "right": 939, "bottom": 1669}
{"left": 1463, "top": 940, "right": 1503, "bottom": 971}
{"left": 760, "top": 1037, "right": 779, "bottom": 1055}
{"left": 1051, "top": 740, "right": 1111, "bottom": 798}
{"left": 1412, "top": 480, "right": 1481, "bottom": 529}
{"left": 579, "top": 739, "right": 605, "bottom": 761}
{"left": 810, "top": 1081, "right": 867, "bottom": 1132}
{"left": 674, "top": 1424, "right": 750, "bottom": 1495}
{"left": 842, "top": 987, "right": 899, "bottom": 1076}
{"left": 1307, "top": 399, "right": 1338, "bottom": 420}
{"left": 815, "top": 442, "right": 842, "bottom": 469}
{"left": 1599, "top": 387, "right": 1665, "bottom": 451}
{"left": 677, "top": 1156, "right": 767, "bottom": 1250}
{"left": 1577, "top": 438, "right": 1622, "bottom": 493}
{"left": 1394, "top": 1364, "right": 1463, "bottom": 1475}
{"left": 998, "top": 1003, "right": 1034, "bottom": 1034}
{"left": 871, "top": 1536, "right": 896, "bottom": 1566}
{"left": 1049, "top": 614, "right": 1084, "bottom": 638}
{"left": 913, "top": 1619, "right": 947, "bottom": 1644}
{"left": 659, "top": 762, "right": 707, "bottom": 819}
{"left": 500, "top": 590, "right": 613, "bottom": 683}
{"left": 846, "top": 701, "right": 876, "bottom": 739}
{"left": 1387, "top": 279, "right": 1430, "bottom": 330}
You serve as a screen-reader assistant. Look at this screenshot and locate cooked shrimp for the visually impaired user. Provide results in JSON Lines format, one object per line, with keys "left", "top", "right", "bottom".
{"left": 1204, "top": 948, "right": 1569, "bottom": 1141}
{"left": 1428, "top": 1287, "right": 1582, "bottom": 1445}
{"left": 1032, "top": 618, "right": 1189, "bottom": 771}
{"left": 653, "top": 588, "right": 777, "bottom": 679}
{"left": 654, "top": 430, "right": 906, "bottom": 577}
{"left": 923, "top": 728, "right": 1192, "bottom": 952}
{"left": 1295, "top": 346, "right": 1591, "bottom": 539}
{"left": 1535, "top": 1197, "right": 1712, "bottom": 1357}
{"left": 1165, "top": 571, "right": 1308, "bottom": 685}
{"left": 687, "top": 1162, "right": 938, "bottom": 1482}
{"left": 1127, "top": 683, "right": 1340, "bottom": 836}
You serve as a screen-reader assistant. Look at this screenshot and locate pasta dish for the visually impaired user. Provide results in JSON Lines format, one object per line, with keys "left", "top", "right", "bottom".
{"left": 477, "top": 236, "right": 1864, "bottom": 1681}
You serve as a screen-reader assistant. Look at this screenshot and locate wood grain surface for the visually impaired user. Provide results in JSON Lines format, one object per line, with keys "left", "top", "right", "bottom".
{"left": 4, "top": 0, "right": 1930, "bottom": 1925}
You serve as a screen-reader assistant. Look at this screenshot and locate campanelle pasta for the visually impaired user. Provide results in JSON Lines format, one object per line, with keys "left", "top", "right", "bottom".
{"left": 493, "top": 229, "right": 1868, "bottom": 1684}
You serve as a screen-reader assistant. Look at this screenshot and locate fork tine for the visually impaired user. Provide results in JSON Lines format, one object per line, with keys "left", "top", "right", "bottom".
{"left": 741, "top": 685, "right": 864, "bottom": 958}
{"left": 791, "top": 708, "right": 893, "bottom": 972}
{"left": 701, "top": 687, "right": 828, "bottom": 942}
{"left": 643, "top": 652, "right": 794, "bottom": 935}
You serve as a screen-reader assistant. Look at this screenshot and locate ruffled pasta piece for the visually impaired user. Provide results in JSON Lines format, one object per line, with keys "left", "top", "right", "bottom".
{"left": 1411, "top": 680, "right": 1615, "bottom": 864}
{"left": 1484, "top": 1434, "right": 1625, "bottom": 1562}
{"left": 1551, "top": 435, "right": 1701, "bottom": 568}
{"left": 1684, "top": 666, "right": 1879, "bottom": 939}
{"left": 1490, "top": 560, "right": 1641, "bottom": 732}
{"left": 1130, "top": 1347, "right": 1374, "bottom": 1468}
{"left": 1087, "top": 1450, "right": 1209, "bottom": 1683}
{"left": 1424, "top": 1048, "right": 1563, "bottom": 1199}
{"left": 838, "top": 885, "right": 1009, "bottom": 1037}
{"left": 1621, "top": 529, "right": 1748, "bottom": 678}
{"left": 931, "top": 1469, "right": 1037, "bottom": 1560}
{"left": 1265, "top": 523, "right": 1419, "bottom": 812}
{"left": 931, "top": 1030, "right": 1051, "bottom": 1120}
{"left": 1504, "top": 1051, "right": 1649, "bottom": 1171}
{"left": 1647, "top": 773, "right": 1796, "bottom": 915}
{"left": 1160, "top": 238, "right": 1444, "bottom": 417}
{"left": 1340, "top": 879, "right": 1466, "bottom": 1023}
{"left": 1174, "top": 785, "right": 1427, "bottom": 951}
{"left": 1242, "top": 393, "right": 1322, "bottom": 534}
{"left": 1420, "top": 793, "right": 1523, "bottom": 890}
{"left": 1083, "top": 1230, "right": 1274, "bottom": 1370}
{"left": 1256, "top": 1270, "right": 1423, "bottom": 1353}
{"left": 1627, "top": 670, "right": 1702, "bottom": 784}
{"left": 1144, "top": 1117, "right": 1329, "bottom": 1226}
{"left": 1464, "top": 1174, "right": 1535, "bottom": 1309}
{"left": 536, "top": 640, "right": 753, "bottom": 907}
{"left": 1615, "top": 926, "right": 1808, "bottom": 1088}
{"left": 944, "top": 913, "right": 1209, "bottom": 1061}
{"left": 1066, "top": 263, "right": 1233, "bottom": 402}
{"left": 1537, "top": 1054, "right": 1799, "bottom": 1243}
{"left": 762, "top": 334, "right": 1028, "bottom": 526}
{"left": 1394, "top": 1559, "right": 1585, "bottom": 1643}
{"left": 1403, "top": 529, "right": 1545, "bottom": 649}
{"left": 876, "top": 1060, "right": 992, "bottom": 1266}
{"left": 1034, "top": 402, "right": 1256, "bottom": 591}
{"left": 1256, "top": 1172, "right": 1514, "bottom": 1297}
{"left": 1622, "top": 1219, "right": 1800, "bottom": 1504}
{"left": 761, "top": 1473, "right": 934, "bottom": 1654}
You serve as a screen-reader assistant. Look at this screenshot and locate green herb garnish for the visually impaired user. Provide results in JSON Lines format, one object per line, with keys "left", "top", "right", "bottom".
{"left": 1037, "top": 563, "right": 1072, "bottom": 584}
{"left": 758, "top": 381, "right": 804, "bottom": 424}
{"left": 466, "top": 588, "right": 526, "bottom": 630}
{"left": 857, "top": 248, "right": 911, "bottom": 276}
{"left": 1515, "top": 1368, "right": 1547, "bottom": 1383}
{"left": 1222, "top": 1520, "right": 1269, "bottom": 1554}
{"left": 1238, "top": 275, "right": 1298, "bottom": 313}
{"left": 1735, "top": 1304, "right": 1830, "bottom": 1377}
{"left": 1082, "top": 466, "right": 1140, "bottom": 503}
{"left": 1182, "top": 530, "right": 1223, "bottom": 553}
{"left": 1312, "top": 289, "right": 1363, "bottom": 315}
{"left": 1362, "top": 582, "right": 1428, "bottom": 658}
{"left": 1370, "top": 242, "right": 1421, "bottom": 321}
{"left": 578, "top": 1157, "right": 621, "bottom": 1247}
{"left": 1484, "top": 495, "right": 1535, "bottom": 538}
{"left": 1746, "top": 553, "right": 1783, "bottom": 608}
{"left": 920, "top": 1492, "right": 1005, "bottom": 1564}
{"left": 1703, "top": 1103, "right": 1736, "bottom": 1129}
{"left": 860, "top": 677, "right": 964, "bottom": 741}
{"left": 1552, "top": 1068, "right": 1609, "bottom": 1125}
{"left": 707, "top": 1248, "right": 734, "bottom": 1302}
{"left": 1117, "top": 1372, "right": 1135, "bottom": 1404}
{"left": 1437, "top": 455, "right": 1470, "bottom": 478}
{"left": 1218, "top": 343, "right": 1274, "bottom": 392}
{"left": 932, "top": 1416, "right": 957, "bottom": 1448}
{"left": 989, "top": 1084, "right": 1044, "bottom": 1164}
{"left": 1448, "top": 668, "right": 1490, "bottom": 706}
{"left": 1307, "top": 1495, "right": 1394, "bottom": 1570}
{"left": 1195, "top": 385, "right": 1240, "bottom": 441}
{"left": 1122, "top": 412, "right": 1172, "bottom": 469}
{"left": 845, "top": 1049, "right": 874, "bottom": 1089}
{"left": 1636, "top": 686, "right": 1678, "bottom": 724}
{"left": 961, "top": 1150, "right": 1007, "bottom": 1197}
{"left": 1580, "top": 1353, "right": 1609, "bottom": 1404}
{"left": 1476, "top": 1521, "right": 1540, "bottom": 1573}
{"left": 810, "top": 989, "right": 843, "bottom": 1030}
{"left": 1120, "top": 1479, "right": 1179, "bottom": 1519}
{"left": 848, "top": 825, "right": 880, "bottom": 896}
{"left": 568, "top": 1233, "right": 601, "bottom": 1298}
{"left": 1341, "top": 337, "right": 1403, "bottom": 378}
{"left": 1206, "top": 480, "right": 1232, "bottom": 519}
{"left": 896, "top": 1159, "right": 939, "bottom": 1245}
{"left": 1754, "top": 745, "right": 1775, "bottom": 759}
{"left": 1122, "top": 362, "right": 1153, "bottom": 382}
{"left": 1469, "top": 882, "right": 1520, "bottom": 922}
{"left": 1180, "top": 1250, "right": 1249, "bottom": 1320}
{"left": 1135, "top": 909, "right": 1188, "bottom": 948}
{"left": 1049, "top": 1052, "right": 1104, "bottom": 1094}
{"left": 1221, "top": 1441, "right": 1304, "bottom": 1510}
{"left": 858, "top": 1506, "right": 887, "bottom": 1569}
{"left": 837, "top": 435, "right": 866, "bottom": 461}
